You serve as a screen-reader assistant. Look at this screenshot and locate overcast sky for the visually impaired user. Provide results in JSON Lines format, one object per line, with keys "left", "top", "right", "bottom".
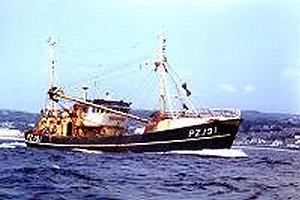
{"left": 1, "top": 0, "right": 300, "bottom": 113}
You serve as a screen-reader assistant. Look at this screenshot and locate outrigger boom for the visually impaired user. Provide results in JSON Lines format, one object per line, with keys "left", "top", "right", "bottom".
{"left": 48, "top": 87, "right": 150, "bottom": 123}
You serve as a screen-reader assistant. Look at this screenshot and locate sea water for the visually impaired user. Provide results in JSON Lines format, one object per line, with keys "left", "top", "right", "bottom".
{"left": 0, "top": 141, "right": 299, "bottom": 200}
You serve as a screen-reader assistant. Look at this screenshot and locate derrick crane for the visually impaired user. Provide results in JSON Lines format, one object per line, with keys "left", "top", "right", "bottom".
{"left": 48, "top": 87, "right": 149, "bottom": 123}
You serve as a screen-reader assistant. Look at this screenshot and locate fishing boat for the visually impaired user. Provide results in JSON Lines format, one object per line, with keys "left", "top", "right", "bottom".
{"left": 25, "top": 33, "right": 242, "bottom": 152}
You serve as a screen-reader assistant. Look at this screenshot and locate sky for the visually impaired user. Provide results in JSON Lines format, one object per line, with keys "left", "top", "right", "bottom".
{"left": 0, "top": 0, "right": 300, "bottom": 113}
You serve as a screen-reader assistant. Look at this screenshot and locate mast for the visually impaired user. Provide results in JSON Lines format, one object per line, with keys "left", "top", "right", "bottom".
{"left": 48, "top": 37, "right": 57, "bottom": 110}
{"left": 154, "top": 30, "right": 174, "bottom": 118}
{"left": 152, "top": 30, "right": 199, "bottom": 118}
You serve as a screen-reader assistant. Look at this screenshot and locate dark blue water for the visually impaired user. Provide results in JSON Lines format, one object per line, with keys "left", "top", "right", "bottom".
{"left": 0, "top": 142, "right": 299, "bottom": 200}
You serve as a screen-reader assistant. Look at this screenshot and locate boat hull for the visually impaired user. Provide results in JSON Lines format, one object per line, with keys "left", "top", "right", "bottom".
{"left": 25, "top": 118, "right": 241, "bottom": 152}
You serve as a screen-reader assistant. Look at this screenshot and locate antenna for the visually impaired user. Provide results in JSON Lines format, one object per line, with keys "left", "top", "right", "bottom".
{"left": 157, "top": 28, "right": 167, "bottom": 64}
{"left": 82, "top": 85, "right": 89, "bottom": 101}
{"left": 48, "top": 37, "right": 56, "bottom": 88}
{"left": 48, "top": 36, "right": 57, "bottom": 109}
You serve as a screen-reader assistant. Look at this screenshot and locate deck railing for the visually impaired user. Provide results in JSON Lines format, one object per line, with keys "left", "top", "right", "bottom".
{"left": 165, "top": 108, "right": 241, "bottom": 118}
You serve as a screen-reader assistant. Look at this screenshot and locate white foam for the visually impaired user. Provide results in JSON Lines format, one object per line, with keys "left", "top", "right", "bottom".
{"left": 0, "top": 137, "right": 25, "bottom": 141}
{"left": 168, "top": 149, "right": 248, "bottom": 158}
{"left": 72, "top": 148, "right": 103, "bottom": 154}
{"left": 234, "top": 145, "right": 300, "bottom": 153}
{"left": 0, "top": 129, "right": 24, "bottom": 141}
{"left": 52, "top": 164, "right": 61, "bottom": 169}
{"left": 0, "top": 141, "right": 26, "bottom": 149}
{"left": 0, "top": 143, "right": 16, "bottom": 148}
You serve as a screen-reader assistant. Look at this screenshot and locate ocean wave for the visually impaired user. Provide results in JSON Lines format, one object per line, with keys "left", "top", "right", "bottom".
{"left": 0, "top": 146, "right": 299, "bottom": 199}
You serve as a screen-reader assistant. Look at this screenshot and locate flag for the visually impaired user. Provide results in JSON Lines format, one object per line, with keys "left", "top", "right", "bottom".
{"left": 182, "top": 82, "right": 192, "bottom": 96}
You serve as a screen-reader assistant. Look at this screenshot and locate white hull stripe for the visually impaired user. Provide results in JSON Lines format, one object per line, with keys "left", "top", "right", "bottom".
{"left": 26, "top": 134, "right": 231, "bottom": 148}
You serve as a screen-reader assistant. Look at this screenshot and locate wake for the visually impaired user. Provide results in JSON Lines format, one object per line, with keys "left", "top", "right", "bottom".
{"left": 168, "top": 149, "right": 248, "bottom": 158}
{"left": 234, "top": 145, "right": 300, "bottom": 153}
{"left": 72, "top": 148, "right": 103, "bottom": 154}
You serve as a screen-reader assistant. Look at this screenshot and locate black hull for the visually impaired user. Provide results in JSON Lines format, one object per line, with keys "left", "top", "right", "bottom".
{"left": 25, "top": 119, "right": 241, "bottom": 153}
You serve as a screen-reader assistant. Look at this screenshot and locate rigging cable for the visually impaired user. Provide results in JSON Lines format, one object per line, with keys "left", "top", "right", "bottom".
{"left": 166, "top": 63, "right": 199, "bottom": 115}
{"left": 167, "top": 62, "right": 214, "bottom": 117}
